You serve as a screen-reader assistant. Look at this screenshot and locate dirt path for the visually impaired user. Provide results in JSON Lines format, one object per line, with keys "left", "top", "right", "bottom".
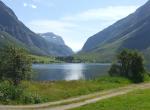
{"left": 0, "top": 83, "right": 150, "bottom": 110}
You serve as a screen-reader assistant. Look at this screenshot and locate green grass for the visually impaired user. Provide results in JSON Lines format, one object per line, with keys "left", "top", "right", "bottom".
{"left": 71, "top": 88, "right": 150, "bottom": 110}
{"left": 22, "top": 77, "right": 131, "bottom": 103}
{"left": 74, "top": 52, "right": 115, "bottom": 63}
{"left": 29, "top": 55, "right": 63, "bottom": 64}
{"left": 0, "top": 76, "right": 131, "bottom": 105}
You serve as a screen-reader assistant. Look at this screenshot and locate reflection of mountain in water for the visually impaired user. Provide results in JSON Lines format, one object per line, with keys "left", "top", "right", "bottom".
{"left": 32, "top": 63, "right": 110, "bottom": 81}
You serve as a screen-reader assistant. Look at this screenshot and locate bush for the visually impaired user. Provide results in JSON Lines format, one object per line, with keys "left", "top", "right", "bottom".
{"left": 0, "top": 82, "right": 24, "bottom": 102}
{"left": 21, "top": 93, "right": 43, "bottom": 104}
{"left": 0, "top": 46, "right": 32, "bottom": 85}
{"left": 109, "top": 49, "right": 146, "bottom": 83}
{"left": 0, "top": 81, "right": 45, "bottom": 104}
{"left": 109, "top": 64, "right": 121, "bottom": 76}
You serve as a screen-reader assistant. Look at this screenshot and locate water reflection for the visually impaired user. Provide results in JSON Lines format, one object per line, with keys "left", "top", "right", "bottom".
{"left": 32, "top": 63, "right": 110, "bottom": 81}
{"left": 63, "top": 64, "right": 85, "bottom": 81}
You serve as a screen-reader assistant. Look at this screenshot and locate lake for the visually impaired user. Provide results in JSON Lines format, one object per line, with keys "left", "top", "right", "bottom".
{"left": 32, "top": 63, "right": 111, "bottom": 81}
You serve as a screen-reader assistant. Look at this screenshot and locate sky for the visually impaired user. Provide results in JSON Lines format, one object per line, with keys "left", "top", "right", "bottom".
{"left": 1, "top": 0, "right": 148, "bottom": 51}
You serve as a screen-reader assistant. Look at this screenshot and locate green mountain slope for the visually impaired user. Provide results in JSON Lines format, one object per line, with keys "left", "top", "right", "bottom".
{"left": 0, "top": 1, "right": 73, "bottom": 56}
{"left": 0, "top": 31, "right": 27, "bottom": 49}
{"left": 80, "top": 0, "right": 150, "bottom": 63}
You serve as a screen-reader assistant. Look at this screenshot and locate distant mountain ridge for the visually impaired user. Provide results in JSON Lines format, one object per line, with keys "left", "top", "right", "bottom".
{"left": 0, "top": 1, "right": 73, "bottom": 56}
{"left": 39, "top": 32, "right": 65, "bottom": 45}
{"left": 80, "top": 0, "right": 150, "bottom": 62}
{"left": 39, "top": 32, "right": 73, "bottom": 56}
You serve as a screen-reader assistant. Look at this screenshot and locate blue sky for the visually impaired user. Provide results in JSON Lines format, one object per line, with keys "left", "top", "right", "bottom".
{"left": 2, "top": 0, "right": 148, "bottom": 51}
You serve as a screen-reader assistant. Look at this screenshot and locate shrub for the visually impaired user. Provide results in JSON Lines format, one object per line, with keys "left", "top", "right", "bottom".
{"left": 0, "top": 82, "right": 24, "bottom": 102}
{"left": 109, "top": 49, "right": 146, "bottom": 83}
{"left": 21, "top": 93, "right": 43, "bottom": 104}
{"left": 109, "top": 63, "right": 121, "bottom": 76}
{"left": 0, "top": 46, "right": 32, "bottom": 85}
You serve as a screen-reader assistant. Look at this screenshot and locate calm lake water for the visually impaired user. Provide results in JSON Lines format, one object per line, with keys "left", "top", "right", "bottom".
{"left": 32, "top": 63, "right": 111, "bottom": 81}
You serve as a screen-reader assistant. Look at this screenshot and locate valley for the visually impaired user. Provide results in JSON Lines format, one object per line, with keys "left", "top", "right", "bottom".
{"left": 0, "top": 0, "right": 150, "bottom": 110}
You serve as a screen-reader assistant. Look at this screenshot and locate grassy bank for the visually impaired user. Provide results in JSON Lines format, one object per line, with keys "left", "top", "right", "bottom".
{"left": 29, "top": 55, "right": 63, "bottom": 64}
{"left": 0, "top": 76, "right": 131, "bottom": 105}
{"left": 71, "top": 88, "right": 150, "bottom": 110}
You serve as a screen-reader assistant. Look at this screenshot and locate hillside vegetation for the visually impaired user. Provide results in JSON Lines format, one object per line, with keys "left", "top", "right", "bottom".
{"left": 80, "top": 1, "right": 150, "bottom": 63}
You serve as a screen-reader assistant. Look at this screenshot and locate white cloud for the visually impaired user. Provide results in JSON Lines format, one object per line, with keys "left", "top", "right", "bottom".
{"left": 30, "top": 4, "right": 37, "bottom": 9}
{"left": 62, "top": 6, "right": 138, "bottom": 22}
{"left": 28, "top": 20, "right": 78, "bottom": 32}
{"left": 31, "top": 0, "right": 54, "bottom": 7}
{"left": 23, "top": 3, "right": 27, "bottom": 7}
{"left": 27, "top": 5, "right": 139, "bottom": 51}
{"left": 23, "top": 3, "right": 37, "bottom": 9}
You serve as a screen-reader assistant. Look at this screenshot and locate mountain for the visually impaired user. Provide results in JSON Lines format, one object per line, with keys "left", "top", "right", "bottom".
{"left": 0, "top": 1, "right": 73, "bottom": 56}
{"left": 39, "top": 32, "right": 74, "bottom": 56}
{"left": 80, "top": 0, "right": 150, "bottom": 62}
{"left": 0, "top": 31, "right": 27, "bottom": 49}
{"left": 39, "top": 32, "right": 65, "bottom": 45}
